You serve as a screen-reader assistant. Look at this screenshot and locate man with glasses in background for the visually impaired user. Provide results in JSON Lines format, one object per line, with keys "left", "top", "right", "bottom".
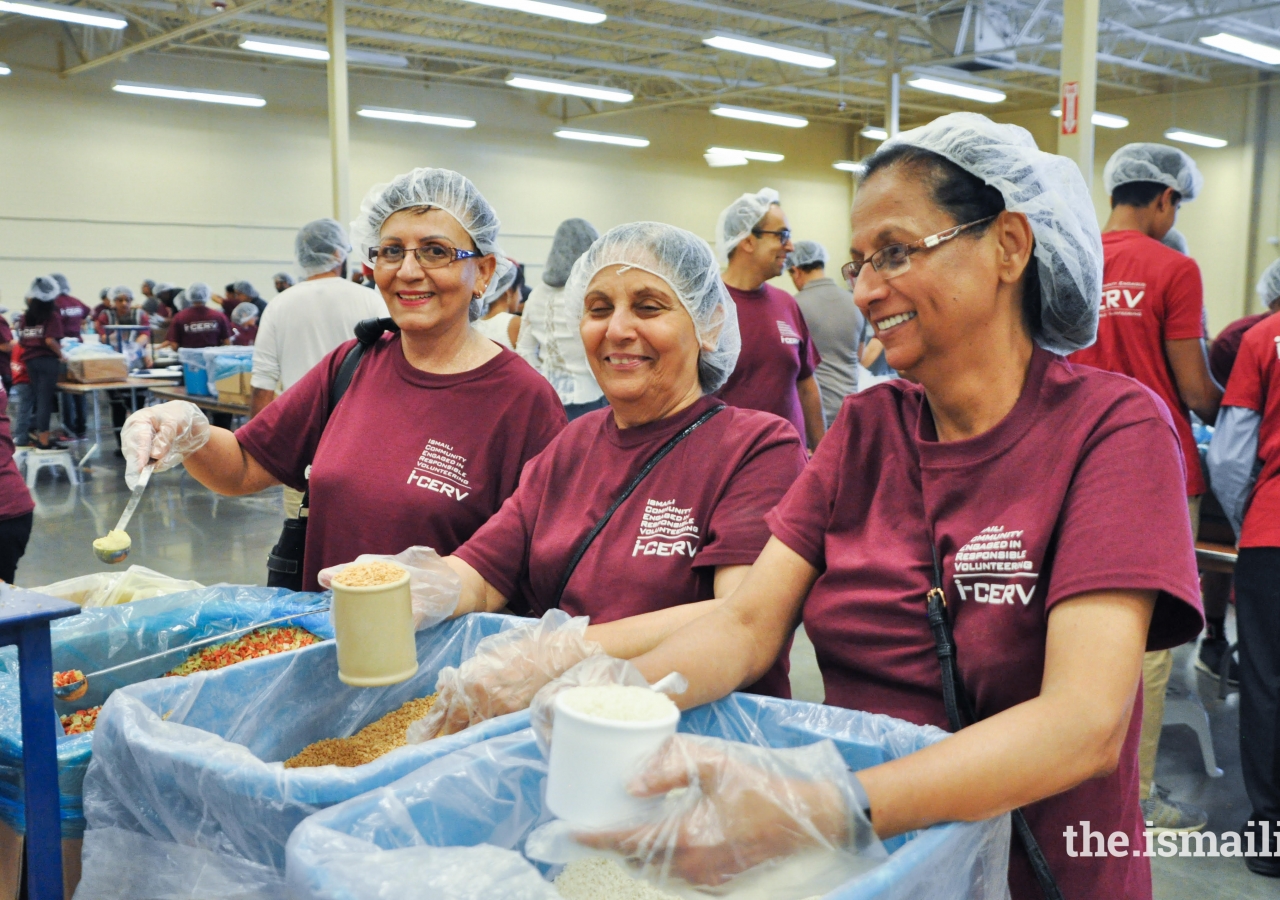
{"left": 714, "top": 188, "right": 824, "bottom": 450}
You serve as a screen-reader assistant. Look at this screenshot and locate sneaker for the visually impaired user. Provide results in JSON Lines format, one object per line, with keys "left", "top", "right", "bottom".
{"left": 1141, "top": 786, "right": 1208, "bottom": 834}
{"left": 1196, "top": 637, "right": 1240, "bottom": 687}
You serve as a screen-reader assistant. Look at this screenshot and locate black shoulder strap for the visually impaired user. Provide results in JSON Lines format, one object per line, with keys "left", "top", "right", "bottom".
{"left": 551, "top": 404, "right": 724, "bottom": 607}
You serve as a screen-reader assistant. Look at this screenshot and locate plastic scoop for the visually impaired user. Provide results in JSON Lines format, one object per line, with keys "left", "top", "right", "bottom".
{"left": 92, "top": 462, "right": 154, "bottom": 564}
{"left": 52, "top": 607, "right": 330, "bottom": 702}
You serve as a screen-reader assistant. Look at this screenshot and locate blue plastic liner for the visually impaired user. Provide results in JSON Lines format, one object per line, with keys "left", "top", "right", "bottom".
{"left": 76, "top": 612, "right": 530, "bottom": 900}
{"left": 0, "top": 585, "right": 329, "bottom": 838}
{"left": 285, "top": 694, "right": 1012, "bottom": 900}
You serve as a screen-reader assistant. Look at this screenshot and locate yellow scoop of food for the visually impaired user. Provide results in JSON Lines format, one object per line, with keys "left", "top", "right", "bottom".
{"left": 93, "top": 530, "right": 132, "bottom": 565}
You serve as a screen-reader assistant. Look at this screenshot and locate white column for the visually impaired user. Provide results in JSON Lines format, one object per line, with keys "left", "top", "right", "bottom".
{"left": 888, "top": 72, "right": 900, "bottom": 137}
{"left": 327, "top": 0, "right": 351, "bottom": 225}
{"left": 1058, "top": 0, "right": 1099, "bottom": 189}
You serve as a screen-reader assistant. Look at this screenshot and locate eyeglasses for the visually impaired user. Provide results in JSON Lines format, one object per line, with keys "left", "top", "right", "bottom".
{"left": 368, "top": 241, "right": 481, "bottom": 269}
{"left": 840, "top": 216, "right": 997, "bottom": 289}
{"left": 751, "top": 227, "right": 792, "bottom": 243}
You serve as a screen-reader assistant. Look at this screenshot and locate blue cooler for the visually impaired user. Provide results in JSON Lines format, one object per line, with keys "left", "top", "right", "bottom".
{"left": 178, "top": 348, "right": 211, "bottom": 396}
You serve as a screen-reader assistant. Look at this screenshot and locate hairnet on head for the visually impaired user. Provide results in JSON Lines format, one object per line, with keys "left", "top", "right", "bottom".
{"left": 142, "top": 297, "right": 162, "bottom": 316}
{"left": 543, "top": 218, "right": 599, "bottom": 287}
{"left": 1256, "top": 259, "right": 1280, "bottom": 307}
{"left": 231, "top": 302, "right": 259, "bottom": 325}
{"left": 352, "top": 168, "right": 500, "bottom": 264}
{"left": 153, "top": 282, "right": 174, "bottom": 296}
{"left": 173, "top": 290, "right": 189, "bottom": 311}
{"left": 295, "top": 219, "right": 351, "bottom": 276}
{"left": 50, "top": 273, "right": 69, "bottom": 295}
{"left": 108, "top": 285, "right": 133, "bottom": 302}
{"left": 27, "top": 276, "right": 59, "bottom": 303}
{"left": 478, "top": 254, "right": 519, "bottom": 317}
{"left": 787, "top": 240, "right": 827, "bottom": 270}
{"left": 1103, "top": 143, "right": 1203, "bottom": 201}
{"left": 563, "top": 221, "right": 741, "bottom": 394}
{"left": 874, "top": 112, "right": 1103, "bottom": 354}
{"left": 142, "top": 279, "right": 156, "bottom": 290}
{"left": 187, "top": 283, "right": 211, "bottom": 305}
{"left": 274, "top": 271, "right": 296, "bottom": 285}
{"left": 232, "top": 281, "right": 260, "bottom": 300}
{"left": 715, "top": 187, "right": 780, "bottom": 266}
{"left": 1161, "top": 228, "right": 1189, "bottom": 254}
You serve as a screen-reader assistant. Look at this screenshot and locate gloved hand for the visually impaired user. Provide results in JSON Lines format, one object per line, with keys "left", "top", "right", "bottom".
{"left": 529, "top": 735, "right": 885, "bottom": 893}
{"left": 120, "top": 400, "right": 211, "bottom": 489}
{"left": 405, "top": 609, "right": 603, "bottom": 744}
{"left": 318, "top": 546, "right": 461, "bottom": 631}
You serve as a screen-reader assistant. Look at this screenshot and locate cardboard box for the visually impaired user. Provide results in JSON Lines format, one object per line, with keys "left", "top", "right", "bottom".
{"left": 215, "top": 371, "right": 252, "bottom": 406}
{"left": 67, "top": 356, "right": 129, "bottom": 384}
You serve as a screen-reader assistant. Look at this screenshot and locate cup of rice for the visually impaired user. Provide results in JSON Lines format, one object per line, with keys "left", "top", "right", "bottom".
{"left": 330, "top": 560, "right": 418, "bottom": 687}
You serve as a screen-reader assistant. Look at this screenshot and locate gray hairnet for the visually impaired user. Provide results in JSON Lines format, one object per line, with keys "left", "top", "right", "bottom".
{"left": 50, "top": 273, "right": 69, "bottom": 295}
{"left": 479, "top": 254, "right": 519, "bottom": 317}
{"left": 142, "top": 298, "right": 162, "bottom": 316}
{"left": 875, "top": 112, "right": 1103, "bottom": 354}
{"left": 142, "top": 279, "right": 156, "bottom": 291}
{"left": 715, "top": 187, "right": 780, "bottom": 266}
{"left": 274, "top": 271, "right": 297, "bottom": 287}
{"left": 1161, "top": 228, "right": 1189, "bottom": 254}
{"left": 543, "top": 218, "right": 599, "bottom": 288}
{"left": 27, "top": 276, "right": 59, "bottom": 303}
{"left": 563, "top": 221, "right": 741, "bottom": 394}
{"left": 1103, "top": 143, "right": 1203, "bottom": 201}
{"left": 295, "top": 219, "right": 351, "bottom": 277}
{"left": 232, "top": 281, "right": 260, "bottom": 300}
{"left": 187, "top": 283, "right": 211, "bottom": 305}
{"left": 787, "top": 240, "right": 828, "bottom": 270}
{"left": 231, "top": 302, "right": 259, "bottom": 325}
{"left": 108, "top": 285, "right": 133, "bottom": 302}
{"left": 153, "top": 282, "right": 174, "bottom": 296}
{"left": 1257, "top": 259, "right": 1280, "bottom": 307}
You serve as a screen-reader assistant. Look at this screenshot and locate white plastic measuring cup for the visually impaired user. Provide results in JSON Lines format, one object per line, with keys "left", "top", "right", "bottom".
{"left": 331, "top": 567, "right": 418, "bottom": 687}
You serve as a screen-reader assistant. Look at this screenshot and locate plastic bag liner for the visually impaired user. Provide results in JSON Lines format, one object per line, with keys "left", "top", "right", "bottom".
{"left": 0, "top": 585, "right": 328, "bottom": 838}
{"left": 76, "top": 612, "right": 531, "bottom": 900}
{"left": 33, "top": 565, "right": 205, "bottom": 608}
{"left": 285, "top": 693, "right": 1012, "bottom": 900}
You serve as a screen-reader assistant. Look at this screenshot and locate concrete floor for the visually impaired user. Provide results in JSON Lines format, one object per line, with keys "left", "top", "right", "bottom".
{"left": 18, "top": 435, "right": 1277, "bottom": 899}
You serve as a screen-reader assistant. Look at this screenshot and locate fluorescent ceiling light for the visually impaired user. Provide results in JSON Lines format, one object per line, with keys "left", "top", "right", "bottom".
{"left": 113, "top": 81, "right": 266, "bottom": 108}
{"left": 454, "top": 0, "right": 604, "bottom": 25}
{"left": 705, "top": 150, "right": 748, "bottom": 168}
{"left": 358, "top": 107, "right": 475, "bottom": 128}
{"left": 703, "top": 33, "right": 835, "bottom": 69}
{"left": 1165, "top": 128, "right": 1228, "bottom": 149}
{"left": 0, "top": 64, "right": 9, "bottom": 76}
{"left": 505, "top": 74, "right": 631, "bottom": 103}
{"left": 907, "top": 76, "right": 1005, "bottom": 104}
{"left": 707, "top": 146, "right": 783, "bottom": 162}
{"left": 860, "top": 125, "right": 888, "bottom": 140}
{"left": 1049, "top": 106, "right": 1129, "bottom": 129}
{"left": 0, "top": 0, "right": 125, "bottom": 28}
{"left": 710, "top": 103, "right": 807, "bottom": 128}
{"left": 833, "top": 160, "right": 867, "bottom": 174}
{"left": 555, "top": 128, "right": 648, "bottom": 147}
{"left": 1199, "top": 33, "right": 1280, "bottom": 66}
{"left": 239, "top": 37, "right": 408, "bottom": 68}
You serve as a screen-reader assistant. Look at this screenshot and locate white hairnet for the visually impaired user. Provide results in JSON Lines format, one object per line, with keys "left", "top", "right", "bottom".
{"left": 27, "top": 276, "right": 59, "bottom": 303}
{"left": 478, "top": 254, "right": 518, "bottom": 317}
{"left": 274, "top": 271, "right": 296, "bottom": 287}
{"left": 352, "top": 168, "right": 502, "bottom": 322}
{"left": 153, "top": 282, "right": 175, "bottom": 296}
{"left": 563, "top": 222, "right": 740, "bottom": 394}
{"left": 1161, "top": 228, "right": 1189, "bottom": 254}
{"left": 50, "top": 273, "right": 69, "bottom": 295}
{"left": 173, "top": 290, "right": 189, "bottom": 311}
{"left": 876, "top": 112, "right": 1103, "bottom": 354}
{"left": 187, "top": 283, "right": 211, "bottom": 305}
{"left": 1257, "top": 259, "right": 1280, "bottom": 307}
{"left": 715, "top": 188, "right": 780, "bottom": 267}
{"left": 108, "top": 285, "right": 133, "bottom": 302}
{"left": 1103, "top": 143, "right": 1203, "bottom": 202}
{"left": 231, "top": 302, "right": 259, "bottom": 325}
{"left": 232, "top": 281, "right": 260, "bottom": 300}
{"left": 295, "top": 219, "right": 351, "bottom": 277}
{"left": 787, "top": 240, "right": 827, "bottom": 269}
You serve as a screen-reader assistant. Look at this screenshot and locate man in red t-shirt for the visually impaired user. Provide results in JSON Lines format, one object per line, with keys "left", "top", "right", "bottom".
{"left": 162, "top": 283, "right": 231, "bottom": 350}
{"left": 713, "top": 188, "right": 824, "bottom": 450}
{"left": 1212, "top": 258, "right": 1280, "bottom": 386}
{"left": 1068, "top": 143, "right": 1220, "bottom": 832}
{"left": 1208, "top": 312, "right": 1280, "bottom": 875}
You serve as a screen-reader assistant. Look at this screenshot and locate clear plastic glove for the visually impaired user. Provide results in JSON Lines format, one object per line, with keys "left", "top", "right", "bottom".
{"left": 530, "top": 735, "right": 885, "bottom": 891}
{"left": 406, "top": 609, "right": 602, "bottom": 744}
{"left": 120, "top": 400, "right": 210, "bottom": 489}
{"left": 318, "top": 546, "right": 461, "bottom": 631}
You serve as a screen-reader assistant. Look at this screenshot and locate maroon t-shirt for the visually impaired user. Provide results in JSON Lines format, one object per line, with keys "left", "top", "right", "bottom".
{"left": 766, "top": 347, "right": 1203, "bottom": 900}
{"left": 0, "top": 386, "right": 33, "bottom": 522}
{"left": 716, "top": 283, "right": 819, "bottom": 440}
{"left": 55, "top": 294, "right": 91, "bottom": 338}
{"left": 15, "top": 312, "right": 64, "bottom": 360}
{"left": 455, "top": 397, "right": 807, "bottom": 697}
{"left": 0, "top": 319, "right": 12, "bottom": 390}
{"left": 167, "top": 306, "right": 231, "bottom": 348}
{"left": 1210, "top": 312, "right": 1270, "bottom": 387}
{"left": 237, "top": 335, "right": 566, "bottom": 591}
{"left": 231, "top": 323, "right": 257, "bottom": 347}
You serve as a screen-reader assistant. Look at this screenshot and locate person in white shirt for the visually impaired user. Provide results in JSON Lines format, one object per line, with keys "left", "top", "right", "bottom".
{"left": 250, "top": 217, "right": 386, "bottom": 515}
{"left": 516, "top": 218, "right": 606, "bottom": 420}
{"left": 473, "top": 258, "right": 523, "bottom": 350}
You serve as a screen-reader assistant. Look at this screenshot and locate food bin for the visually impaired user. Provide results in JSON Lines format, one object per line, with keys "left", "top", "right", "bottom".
{"left": 75, "top": 612, "right": 530, "bottom": 900}
{"left": 285, "top": 695, "right": 1012, "bottom": 900}
{"left": 178, "top": 348, "right": 212, "bottom": 396}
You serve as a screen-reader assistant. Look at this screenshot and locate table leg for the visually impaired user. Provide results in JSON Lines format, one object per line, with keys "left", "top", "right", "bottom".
{"left": 15, "top": 623, "right": 63, "bottom": 900}
{"left": 76, "top": 392, "right": 101, "bottom": 471}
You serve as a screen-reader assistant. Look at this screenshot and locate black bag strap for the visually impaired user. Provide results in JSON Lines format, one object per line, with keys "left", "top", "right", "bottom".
{"left": 925, "top": 544, "right": 1065, "bottom": 900}
{"left": 551, "top": 404, "right": 724, "bottom": 607}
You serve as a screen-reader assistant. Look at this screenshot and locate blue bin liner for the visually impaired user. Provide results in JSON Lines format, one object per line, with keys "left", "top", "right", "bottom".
{"left": 0, "top": 586, "right": 328, "bottom": 838}
{"left": 285, "top": 694, "right": 1011, "bottom": 900}
{"left": 210, "top": 354, "right": 253, "bottom": 383}
{"left": 76, "top": 613, "right": 530, "bottom": 900}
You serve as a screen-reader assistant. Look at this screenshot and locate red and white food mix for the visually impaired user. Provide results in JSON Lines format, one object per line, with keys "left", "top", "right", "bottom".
{"left": 164, "top": 625, "right": 319, "bottom": 677}
{"left": 60, "top": 706, "right": 101, "bottom": 735}
{"left": 53, "top": 669, "right": 84, "bottom": 688}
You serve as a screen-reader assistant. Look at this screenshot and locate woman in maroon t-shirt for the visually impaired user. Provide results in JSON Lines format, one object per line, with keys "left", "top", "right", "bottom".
{"left": 556, "top": 116, "right": 1204, "bottom": 900}
{"left": 120, "top": 169, "right": 566, "bottom": 590}
{"left": 16, "top": 277, "right": 65, "bottom": 450}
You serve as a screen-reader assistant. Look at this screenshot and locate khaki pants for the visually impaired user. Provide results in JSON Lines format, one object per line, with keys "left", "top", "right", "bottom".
{"left": 283, "top": 485, "right": 305, "bottom": 520}
{"left": 1138, "top": 495, "right": 1201, "bottom": 798}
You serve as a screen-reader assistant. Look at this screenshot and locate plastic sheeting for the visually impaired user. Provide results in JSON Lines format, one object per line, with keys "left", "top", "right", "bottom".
{"left": 76, "top": 612, "right": 531, "bottom": 900}
{"left": 0, "top": 585, "right": 328, "bottom": 837}
{"left": 33, "top": 566, "right": 205, "bottom": 608}
{"left": 286, "top": 693, "right": 1012, "bottom": 900}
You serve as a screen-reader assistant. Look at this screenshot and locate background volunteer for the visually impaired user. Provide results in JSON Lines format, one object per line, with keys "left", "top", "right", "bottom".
{"left": 714, "top": 188, "right": 825, "bottom": 451}
{"left": 786, "top": 240, "right": 864, "bottom": 427}
{"left": 122, "top": 167, "right": 566, "bottom": 592}
{"left": 1067, "top": 142, "right": 1221, "bottom": 832}
{"left": 16, "top": 276, "right": 64, "bottom": 451}
{"left": 1212, "top": 258, "right": 1280, "bottom": 387}
{"left": 51, "top": 272, "right": 90, "bottom": 439}
{"left": 473, "top": 257, "right": 523, "bottom": 350}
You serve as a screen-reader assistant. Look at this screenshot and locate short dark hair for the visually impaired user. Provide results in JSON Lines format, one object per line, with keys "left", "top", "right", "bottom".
{"left": 861, "top": 144, "right": 1041, "bottom": 339}
{"left": 225, "top": 283, "right": 236, "bottom": 295}
{"left": 1110, "top": 180, "right": 1179, "bottom": 209}
{"left": 794, "top": 261, "right": 824, "bottom": 274}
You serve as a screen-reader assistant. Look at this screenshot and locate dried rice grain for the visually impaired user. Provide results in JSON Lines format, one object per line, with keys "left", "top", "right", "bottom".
{"left": 332, "top": 561, "right": 407, "bottom": 588}
{"left": 555, "top": 857, "right": 680, "bottom": 900}
{"left": 283, "top": 694, "right": 438, "bottom": 768}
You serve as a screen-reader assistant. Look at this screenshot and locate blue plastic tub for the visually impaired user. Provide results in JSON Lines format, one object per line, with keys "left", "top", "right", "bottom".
{"left": 284, "top": 694, "right": 1012, "bottom": 900}
{"left": 76, "top": 613, "right": 530, "bottom": 900}
{"left": 178, "top": 348, "right": 211, "bottom": 396}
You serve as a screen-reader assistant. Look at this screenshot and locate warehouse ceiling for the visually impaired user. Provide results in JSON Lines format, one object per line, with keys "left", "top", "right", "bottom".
{"left": 8, "top": 0, "right": 1280, "bottom": 127}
